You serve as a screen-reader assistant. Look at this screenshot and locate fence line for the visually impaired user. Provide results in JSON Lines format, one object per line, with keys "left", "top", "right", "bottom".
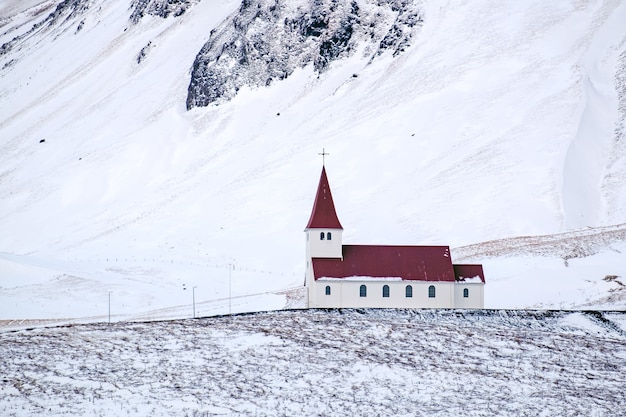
{"left": 64, "top": 256, "right": 301, "bottom": 277}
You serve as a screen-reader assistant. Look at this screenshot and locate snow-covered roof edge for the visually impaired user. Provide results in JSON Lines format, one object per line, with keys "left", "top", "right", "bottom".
{"left": 318, "top": 276, "right": 403, "bottom": 281}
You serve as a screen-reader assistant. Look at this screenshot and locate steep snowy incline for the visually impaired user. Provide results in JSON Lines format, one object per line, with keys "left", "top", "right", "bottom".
{"left": 1, "top": 0, "right": 626, "bottom": 318}
{"left": 561, "top": 0, "right": 626, "bottom": 229}
{"left": 0, "top": 0, "right": 50, "bottom": 25}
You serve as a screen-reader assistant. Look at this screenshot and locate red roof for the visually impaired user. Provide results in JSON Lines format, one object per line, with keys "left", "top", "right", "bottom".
{"left": 453, "top": 264, "right": 486, "bottom": 283}
{"left": 312, "top": 245, "right": 456, "bottom": 281}
{"left": 305, "top": 166, "right": 343, "bottom": 230}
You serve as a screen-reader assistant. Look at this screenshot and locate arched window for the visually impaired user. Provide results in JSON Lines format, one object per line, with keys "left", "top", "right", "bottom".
{"left": 382, "top": 285, "right": 390, "bottom": 298}
{"left": 428, "top": 285, "right": 436, "bottom": 298}
{"left": 359, "top": 285, "right": 367, "bottom": 297}
{"left": 325, "top": 285, "right": 331, "bottom": 296}
{"left": 463, "top": 288, "right": 469, "bottom": 298}
{"left": 405, "top": 285, "right": 413, "bottom": 298}
{"left": 327, "top": 232, "right": 332, "bottom": 240}
{"left": 320, "top": 232, "right": 325, "bottom": 240}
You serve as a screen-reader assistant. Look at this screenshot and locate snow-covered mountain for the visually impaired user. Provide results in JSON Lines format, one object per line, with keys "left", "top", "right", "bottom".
{"left": 1, "top": 0, "right": 626, "bottom": 322}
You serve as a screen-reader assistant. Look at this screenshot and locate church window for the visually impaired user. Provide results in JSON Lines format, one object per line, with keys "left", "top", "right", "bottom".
{"left": 320, "top": 232, "right": 325, "bottom": 240}
{"left": 428, "top": 285, "right": 436, "bottom": 298}
{"left": 327, "top": 232, "right": 332, "bottom": 240}
{"left": 382, "top": 285, "right": 390, "bottom": 298}
{"left": 359, "top": 285, "right": 367, "bottom": 297}
{"left": 463, "top": 288, "right": 469, "bottom": 298}
{"left": 325, "top": 285, "right": 331, "bottom": 295}
{"left": 405, "top": 285, "right": 413, "bottom": 298}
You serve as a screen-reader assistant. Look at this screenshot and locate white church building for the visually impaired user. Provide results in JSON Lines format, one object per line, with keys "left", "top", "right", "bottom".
{"left": 304, "top": 165, "right": 485, "bottom": 309}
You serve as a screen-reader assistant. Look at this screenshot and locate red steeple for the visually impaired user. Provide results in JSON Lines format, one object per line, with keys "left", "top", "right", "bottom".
{"left": 305, "top": 166, "right": 343, "bottom": 230}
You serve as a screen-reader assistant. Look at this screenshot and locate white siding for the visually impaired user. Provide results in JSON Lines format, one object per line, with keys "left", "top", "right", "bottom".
{"left": 309, "top": 278, "right": 485, "bottom": 309}
{"left": 306, "top": 229, "right": 343, "bottom": 260}
{"left": 453, "top": 283, "right": 484, "bottom": 308}
{"left": 311, "top": 280, "right": 456, "bottom": 308}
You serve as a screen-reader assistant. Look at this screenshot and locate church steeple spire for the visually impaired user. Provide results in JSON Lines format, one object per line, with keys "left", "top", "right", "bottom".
{"left": 318, "top": 148, "right": 329, "bottom": 166}
{"left": 305, "top": 165, "right": 343, "bottom": 230}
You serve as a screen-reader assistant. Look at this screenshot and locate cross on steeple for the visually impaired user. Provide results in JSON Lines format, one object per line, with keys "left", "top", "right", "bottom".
{"left": 318, "top": 148, "right": 329, "bottom": 165}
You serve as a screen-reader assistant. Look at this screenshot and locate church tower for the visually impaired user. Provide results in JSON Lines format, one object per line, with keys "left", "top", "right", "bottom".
{"left": 305, "top": 165, "right": 343, "bottom": 288}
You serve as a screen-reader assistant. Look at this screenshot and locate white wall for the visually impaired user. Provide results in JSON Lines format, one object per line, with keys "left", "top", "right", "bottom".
{"left": 310, "top": 280, "right": 485, "bottom": 309}
{"left": 311, "top": 280, "right": 456, "bottom": 308}
{"left": 453, "top": 283, "right": 484, "bottom": 308}
{"left": 306, "top": 229, "right": 343, "bottom": 260}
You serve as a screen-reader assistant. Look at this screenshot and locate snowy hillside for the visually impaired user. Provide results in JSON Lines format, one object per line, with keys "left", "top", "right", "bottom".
{"left": 1, "top": 0, "right": 626, "bottom": 320}
{"left": 1, "top": 309, "right": 625, "bottom": 416}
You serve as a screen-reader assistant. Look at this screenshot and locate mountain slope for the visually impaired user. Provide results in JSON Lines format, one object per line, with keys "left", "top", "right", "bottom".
{"left": 1, "top": 0, "right": 626, "bottom": 317}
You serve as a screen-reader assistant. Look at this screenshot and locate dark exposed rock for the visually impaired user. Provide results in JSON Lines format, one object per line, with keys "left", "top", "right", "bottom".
{"left": 1, "top": 59, "right": 16, "bottom": 70}
{"left": 186, "top": 0, "right": 423, "bottom": 109}
{"left": 378, "top": 8, "right": 423, "bottom": 57}
{"left": 76, "top": 19, "right": 85, "bottom": 33}
{"left": 46, "top": 0, "right": 91, "bottom": 26}
{"left": 314, "top": 1, "right": 359, "bottom": 72}
{"left": 0, "top": 39, "right": 16, "bottom": 57}
{"left": 136, "top": 41, "right": 153, "bottom": 64}
{"left": 129, "top": 0, "right": 200, "bottom": 24}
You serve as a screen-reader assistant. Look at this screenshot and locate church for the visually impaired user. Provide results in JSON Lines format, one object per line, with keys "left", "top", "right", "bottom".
{"left": 304, "top": 164, "right": 485, "bottom": 309}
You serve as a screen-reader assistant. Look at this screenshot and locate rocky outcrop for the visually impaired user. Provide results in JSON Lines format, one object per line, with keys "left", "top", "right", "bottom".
{"left": 186, "top": 0, "right": 423, "bottom": 109}
{"left": 129, "top": 0, "right": 201, "bottom": 24}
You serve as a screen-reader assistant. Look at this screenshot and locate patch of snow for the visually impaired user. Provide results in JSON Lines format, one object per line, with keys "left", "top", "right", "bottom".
{"left": 318, "top": 276, "right": 403, "bottom": 281}
{"left": 456, "top": 275, "right": 482, "bottom": 283}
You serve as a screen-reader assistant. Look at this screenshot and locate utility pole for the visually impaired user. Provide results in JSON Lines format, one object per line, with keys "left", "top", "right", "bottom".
{"left": 108, "top": 291, "right": 111, "bottom": 324}
{"left": 229, "top": 263, "right": 232, "bottom": 316}
{"left": 193, "top": 286, "right": 197, "bottom": 319}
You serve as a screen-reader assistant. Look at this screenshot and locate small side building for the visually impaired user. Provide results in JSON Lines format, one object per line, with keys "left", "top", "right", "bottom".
{"left": 304, "top": 166, "right": 485, "bottom": 309}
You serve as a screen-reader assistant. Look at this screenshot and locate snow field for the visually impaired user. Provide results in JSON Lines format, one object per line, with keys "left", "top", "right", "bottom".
{"left": 1, "top": 309, "right": 625, "bottom": 416}
{"left": 0, "top": 252, "right": 303, "bottom": 323}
